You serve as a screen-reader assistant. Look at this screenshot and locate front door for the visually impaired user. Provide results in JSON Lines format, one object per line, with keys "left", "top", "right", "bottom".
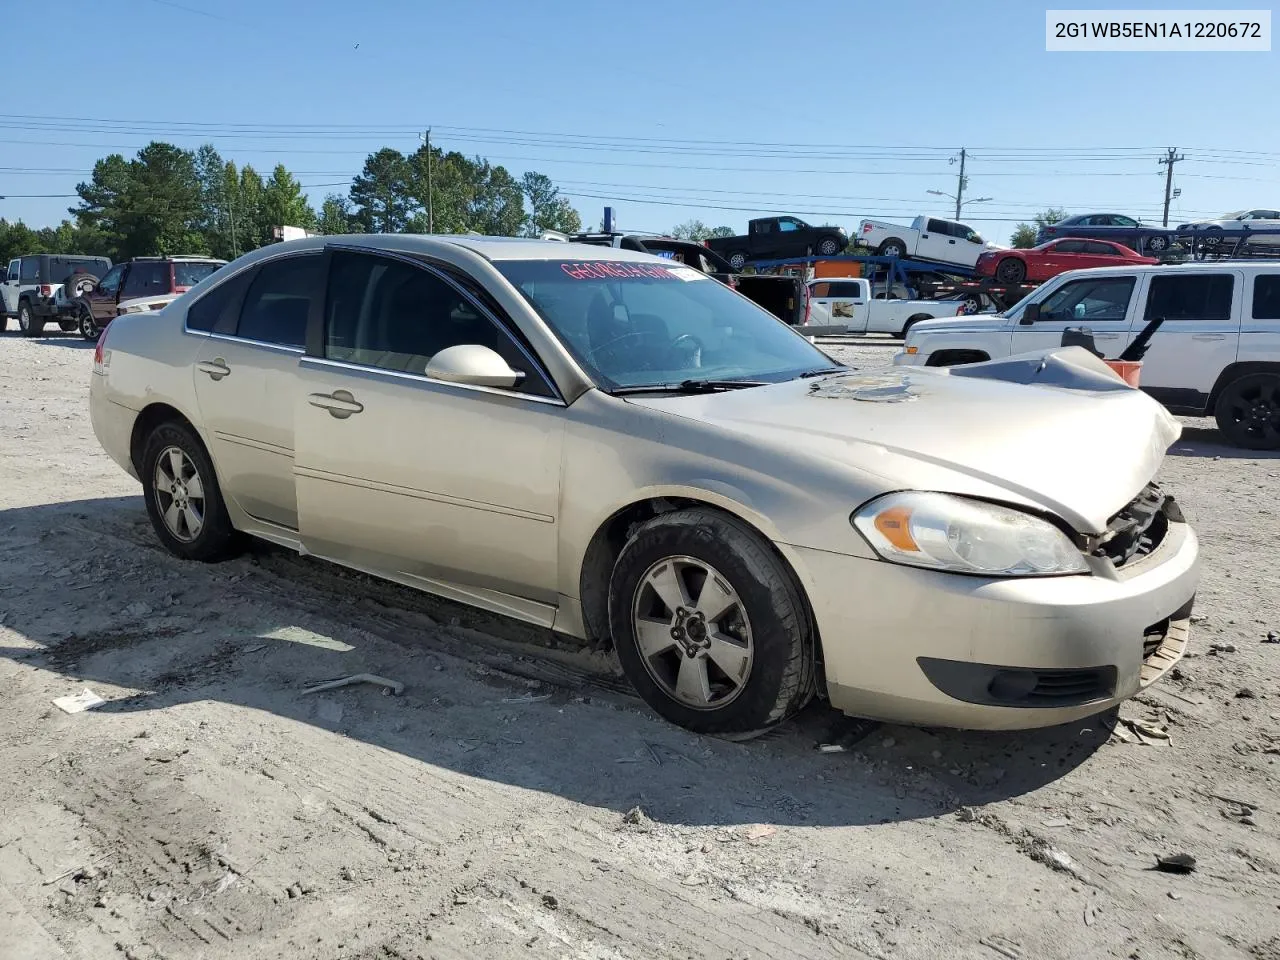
{"left": 189, "top": 254, "right": 319, "bottom": 531}
{"left": 1011, "top": 273, "right": 1139, "bottom": 358}
{"left": 88, "top": 264, "right": 126, "bottom": 322}
{"left": 916, "top": 219, "right": 955, "bottom": 263}
{"left": 1133, "top": 270, "right": 1241, "bottom": 408}
{"left": 2, "top": 260, "right": 19, "bottom": 314}
{"left": 120, "top": 260, "right": 170, "bottom": 304}
{"left": 293, "top": 249, "right": 565, "bottom": 614}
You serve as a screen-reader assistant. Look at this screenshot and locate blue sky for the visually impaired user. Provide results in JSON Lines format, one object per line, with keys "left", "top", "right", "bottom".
{"left": 4, "top": 0, "right": 1274, "bottom": 244}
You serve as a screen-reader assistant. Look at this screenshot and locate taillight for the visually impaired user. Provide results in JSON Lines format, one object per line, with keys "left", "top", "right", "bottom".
{"left": 40, "top": 284, "right": 54, "bottom": 297}
{"left": 862, "top": 223, "right": 873, "bottom": 234}
{"left": 803, "top": 286, "right": 812, "bottom": 325}
{"left": 93, "top": 324, "right": 109, "bottom": 374}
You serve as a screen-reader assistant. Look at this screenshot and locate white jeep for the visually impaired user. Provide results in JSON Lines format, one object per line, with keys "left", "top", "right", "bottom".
{"left": 895, "top": 262, "right": 1280, "bottom": 449}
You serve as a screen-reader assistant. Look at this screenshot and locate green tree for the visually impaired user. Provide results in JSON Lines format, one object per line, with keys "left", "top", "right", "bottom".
{"left": 1010, "top": 207, "right": 1069, "bottom": 248}
{"left": 317, "top": 193, "right": 359, "bottom": 235}
{"left": 521, "top": 172, "right": 581, "bottom": 236}
{"left": 351, "top": 148, "right": 415, "bottom": 233}
{"left": 671, "top": 219, "right": 735, "bottom": 241}
{"left": 262, "top": 164, "right": 317, "bottom": 236}
{"left": 0, "top": 219, "right": 46, "bottom": 263}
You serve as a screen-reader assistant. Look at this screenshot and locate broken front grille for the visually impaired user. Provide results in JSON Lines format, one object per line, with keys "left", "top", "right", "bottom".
{"left": 1094, "top": 482, "right": 1177, "bottom": 569}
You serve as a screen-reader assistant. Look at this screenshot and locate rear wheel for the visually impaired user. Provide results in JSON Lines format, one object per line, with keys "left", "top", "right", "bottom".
{"left": 78, "top": 305, "right": 101, "bottom": 341}
{"left": 877, "top": 239, "right": 906, "bottom": 259}
{"left": 18, "top": 302, "right": 43, "bottom": 337}
{"left": 141, "top": 420, "right": 244, "bottom": 561}
{"left": 727, "top": 250, "right": 748, "bottom": 271}
{"left": 1214, "top": 373, "right": 1280, "bottom": 450}
{"left": 1146, "top": 235, "right": 1170, "bottom": 254}
{"left": 995, "top": 257, "right": 1026, "bottom": 283}
{"left": 899, "top": 315, "right": 931, "bottom": 339}
{"left": 608, "top": 508, "right": 816, "bottom": 735}
{"left": 816, "top": 236, "right": 841, "bottom": 257}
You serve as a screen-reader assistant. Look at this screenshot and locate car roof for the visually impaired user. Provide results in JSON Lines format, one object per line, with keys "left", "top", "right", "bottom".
{"left": 270, "top": 234, "right": 677, "bottom": 263}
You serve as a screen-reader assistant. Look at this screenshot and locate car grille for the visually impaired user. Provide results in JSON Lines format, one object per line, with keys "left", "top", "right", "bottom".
{"left": 1094, "top": 482, "right": 1173, "bottom": 569}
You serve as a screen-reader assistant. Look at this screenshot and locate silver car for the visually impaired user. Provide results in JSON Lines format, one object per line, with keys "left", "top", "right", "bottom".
{"left": 89, "top": 235, "right": 1199, "bottom": 735}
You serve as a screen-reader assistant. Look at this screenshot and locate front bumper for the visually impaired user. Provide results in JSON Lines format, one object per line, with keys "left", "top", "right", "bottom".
{"left": 892, "top": 350, "right": 924, "bottom": 366}
{"left": 795, "top": 518, "right": 1199, "bottom": 730}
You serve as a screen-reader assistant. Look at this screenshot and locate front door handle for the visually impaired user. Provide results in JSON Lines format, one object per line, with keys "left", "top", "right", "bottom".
{"left": 196, "top": 359, "right": 230, "bottom": 381}
{"left": 308, "top": 390, "right": 364, "bottom": 419}
{"left": 1093, "top": 333, "right": 1121, "bottom": 340}
{"left": 1192, "top": 333, "right": 1226, "bottom": 341}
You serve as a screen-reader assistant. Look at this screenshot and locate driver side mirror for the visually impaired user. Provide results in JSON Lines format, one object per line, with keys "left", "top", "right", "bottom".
{"left": 1020, "top": 302, "right": 1041, "bottom": 325}
{"left": 425, "top": 344, "right": 525, "bottom": 390}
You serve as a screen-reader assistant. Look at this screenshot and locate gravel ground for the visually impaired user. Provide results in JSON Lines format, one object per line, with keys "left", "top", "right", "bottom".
{"left": 1, "top": 330, "right": 1278, "bottom": 960}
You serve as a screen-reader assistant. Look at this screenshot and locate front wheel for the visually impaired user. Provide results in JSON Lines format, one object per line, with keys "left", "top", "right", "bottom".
{"left": 141, "top": 421, "right": 244, "bottom": 561}
{"left": 608, "top": 508, "right": 816, "bottom": 735}
{"left": 1214, "top": 373, "right": 1280, "bottom": 450}
{"left": 995, "top": 257, "right": 1026, "bottom": 283}
{"left": 816, "top": 237, "right": 841, "bottom": 256}
{"left": 1146, "top": 235, "right": 1170, "bottom": 253}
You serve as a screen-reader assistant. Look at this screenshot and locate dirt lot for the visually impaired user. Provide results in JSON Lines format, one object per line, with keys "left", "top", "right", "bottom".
{"left": 1, "top": 331, "right": 1278, "bottom": 960}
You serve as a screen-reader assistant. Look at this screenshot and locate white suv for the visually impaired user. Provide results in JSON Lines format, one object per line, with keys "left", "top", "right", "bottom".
{"left": 895, "top": 262, "right": 1280, "bottom": 449}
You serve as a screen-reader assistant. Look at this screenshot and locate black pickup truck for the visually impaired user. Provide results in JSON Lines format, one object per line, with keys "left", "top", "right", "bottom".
{"left": 704, "top": 216, "right": 848, "bottom": 270}
{"left": 550, "top": 232, "right": 806, "bottom": 327}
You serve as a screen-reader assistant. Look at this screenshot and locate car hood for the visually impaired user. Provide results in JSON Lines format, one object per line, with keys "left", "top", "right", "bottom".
{"left": 625, "top": 348, "right": 1180, "bottom": 535}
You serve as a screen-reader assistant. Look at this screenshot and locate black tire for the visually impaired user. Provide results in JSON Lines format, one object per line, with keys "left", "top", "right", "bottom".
{"left": 727, "top": 250, "right": 748, "bottom": 271}
{"left": 1213, "top": 373, "right": 1280, "bottom": 450}
{"left": 899, "top": 315, "right": 931, "bottom": 339}
{"left": 64, "top": 273, "right": 98, "bottom": 299}
{"left": 816, "top": 236, "right": 841, "bottom": 257}
{"left": 141, "top": 420, "right": 244, "bottom": 562}
{"left": 78, "top": 304, "right": 101, "bottom": 341}
{"left": 18, "top": 301, "right": 43, "bottom": 337}
{"left": 877, "top": 239, "right": 906, "bottom": 259}
{"left": 995, "top": 257, "right": 1026, "bottom": 283}
{"left": 58, "top": 320, "right": 77, "bottom": 332}
{"left": 1201, "top": 227, "right": 1222, "bottom": 247}
{"left": 608, "top": 507, "right": 816, "bottom": 735}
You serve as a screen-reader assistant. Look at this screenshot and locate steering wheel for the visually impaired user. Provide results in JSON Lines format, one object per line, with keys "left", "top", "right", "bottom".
{"left": 668, "top": 333, "right": 704, "bottom": 369}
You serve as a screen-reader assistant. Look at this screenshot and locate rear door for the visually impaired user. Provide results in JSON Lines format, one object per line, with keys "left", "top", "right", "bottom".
{"left": 189, "top": 254, "right": 321, "bottom": 531}
{"left": 1011, "top": 273, "right": 1139, "bottom": 357}
{"left": 820, "top": 280, "right": 868, "bottom": 332}
{"left": 1133, "top": 270, "right": 1240, "bottom": 410}
{"left": 88, "top": 264, "right": 126, "bottom": 322}
{"left": 915, "top": 219, "right": 954, "bottom": 263}
{"left": 120, "top": 261, "right": 170, "bottom": 305}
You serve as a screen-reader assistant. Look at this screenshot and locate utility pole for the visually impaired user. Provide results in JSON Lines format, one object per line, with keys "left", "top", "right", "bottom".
{"left": 421, "top": 128, "right": 434, "bottom": 234}
{"left": 1159, "top": 147, "right": 1185, "bottom": 227}
{"left": 954, "top": 148, "right": 967, "bottom": 220}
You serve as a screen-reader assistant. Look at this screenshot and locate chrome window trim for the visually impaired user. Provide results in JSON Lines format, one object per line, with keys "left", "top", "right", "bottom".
{"left": 322, "top": 242, "right": 564, "bottom": 404}
{"left": 299, "top": 355, "right": 567, "bottom": 408}
{"left": 181, "top": 253, "right": 319, "bottom": 340}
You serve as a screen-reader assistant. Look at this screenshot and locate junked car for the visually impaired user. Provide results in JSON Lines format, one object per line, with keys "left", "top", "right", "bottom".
{"left": 90, "top": 236, "right": 1199, "bottom": 735}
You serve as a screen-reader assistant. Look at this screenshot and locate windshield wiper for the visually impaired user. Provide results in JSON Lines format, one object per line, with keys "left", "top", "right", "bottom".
{"left": 797, "top": 366, "right": 847, "bottom": 378}
{"left": 610, "top": 379, "right": 769, "bottom": 396}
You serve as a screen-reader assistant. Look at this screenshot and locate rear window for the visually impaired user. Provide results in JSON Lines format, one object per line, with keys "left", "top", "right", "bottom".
{"left": 1251, "top": 275, "right": 1280, "bottom": 320}
{"left": 174, "top": 261, "right": 221, "bottom": 287}
{"left": 825, "top": 282, "right": 863, "bottom": 298}
{"left": 46, "top": 257, "right": 111, "bottom": 284}
{"left": 1144, "top": 274, "right": 1234, "bottom": 322}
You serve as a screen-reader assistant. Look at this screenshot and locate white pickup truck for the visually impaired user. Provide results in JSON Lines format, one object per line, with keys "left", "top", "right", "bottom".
{"left": 805, "top": 277, "right": 965, "bottom": 337}
{"left": 857, "top": 215, "right": 1004, "bottom": 269}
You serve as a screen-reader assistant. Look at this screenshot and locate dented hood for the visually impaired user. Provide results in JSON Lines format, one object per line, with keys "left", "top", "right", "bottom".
{"left": 626, "top": 348, "right": 1181, "bottom": 534}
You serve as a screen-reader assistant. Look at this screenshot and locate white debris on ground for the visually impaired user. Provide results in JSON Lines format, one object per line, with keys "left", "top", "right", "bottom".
{"left": 1, "top": 333, "right": 1278, "bottom": 960}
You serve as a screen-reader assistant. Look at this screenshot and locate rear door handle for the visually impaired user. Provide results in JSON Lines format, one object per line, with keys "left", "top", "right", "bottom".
{"left": 308, "top": 390, "right": 364, "bottom": 419}
{"left": 1192, "top": 333, "right": 1226, "bottom": 341}
{"left": 196, "top": 359, "right": 230, "bottom": 380}
{"left": 1093, "top": 333, "right": 1121, "bottom": 340}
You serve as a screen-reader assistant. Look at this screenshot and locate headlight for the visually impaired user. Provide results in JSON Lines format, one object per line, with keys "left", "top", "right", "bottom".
{"left": 851, "top": 492, "right": 1088, "bottom": 577}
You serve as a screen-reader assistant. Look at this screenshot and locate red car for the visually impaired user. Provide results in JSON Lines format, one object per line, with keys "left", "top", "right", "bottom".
{"left": 976, "top": 238, "right": 1157, "bottom": 284}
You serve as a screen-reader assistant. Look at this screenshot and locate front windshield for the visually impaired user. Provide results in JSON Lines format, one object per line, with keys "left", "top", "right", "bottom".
{"left": 1220, "top": 211, "right": 1246, "bottom": 219}
{"left": 496, "top": 259, "right": 837, "bottom": 390}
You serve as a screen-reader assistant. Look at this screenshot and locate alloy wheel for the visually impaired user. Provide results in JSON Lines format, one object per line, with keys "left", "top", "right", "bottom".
{"left": 153, "top": 446, "right": 206, "bottom": 542}
{"left": 631, "top": 556, "right": 753, "bottom": 710}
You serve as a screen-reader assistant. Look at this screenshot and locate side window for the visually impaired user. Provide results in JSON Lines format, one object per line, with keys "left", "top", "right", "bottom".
{"left": 810, "top": 282, "right": 829, "bottom": 298}
{"left": 19, "top": 259, "right": 41, "bottom": 283}
{"left": 926, "top": 219, "right": 949, "bottom": 234}
{"left": 827, "top": 282, "right": 863, "bottom": 298}
{"left": 323, "top": 251, "right": 552, "bottom": 396}
{"left": 7, "top": 260, "right": 20, "bottom": 282}
{"left": 122, "top": 262, "right": 168, "bottom": 298}
{"left": 1113, "top": 216, "right": 1138, "bottom": 227}
{"left": 186, "top": 268, "right": 256, "bottom": 334}
{"left": 1038, "top": 277, "right": 1136, "bottom": 322}
{"left": 777, "top": 218, "right": 800, "bottom": 232}
{"left": 1144, "top": 274, "right": 1234, "bottom": 322}
{"left": 1252, "top": 275, "right": 1280, "bottom": 320}
{"left": 236, "top": 255, "right": 321, "bottom": 347}
{"left": 1055, "top": 240, "right": 1088, "bottom": 254}
{"left": 1084, "top": 241, "right": 1119, "bottom": 255}
{"left": 98, "top": 264, "right": 125, "bottom": 294}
